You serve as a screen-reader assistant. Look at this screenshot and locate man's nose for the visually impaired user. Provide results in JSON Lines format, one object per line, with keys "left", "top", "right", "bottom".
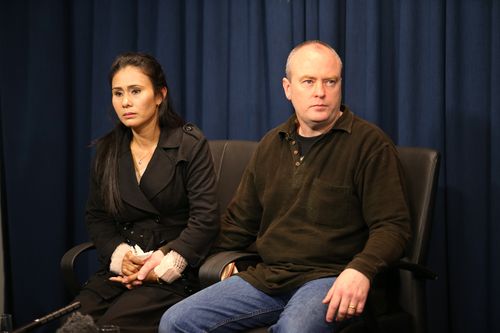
{"left": 314, "top": 82, "right": 325, "bottom": 97}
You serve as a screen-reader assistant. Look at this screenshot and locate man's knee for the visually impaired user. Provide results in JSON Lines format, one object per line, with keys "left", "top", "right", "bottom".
{"left": 271, "top": 278, "right": 338, "bottom": 333}
{"left": 159, "top": 302, "right": 189, "bottom": 333}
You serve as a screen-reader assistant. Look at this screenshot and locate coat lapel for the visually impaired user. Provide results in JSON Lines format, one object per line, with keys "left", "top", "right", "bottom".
{"left": 140, "top": 127, "right": 185, "bottom": 200}
{"left": 118, "top": 144, "right": 160, "bottom": 215}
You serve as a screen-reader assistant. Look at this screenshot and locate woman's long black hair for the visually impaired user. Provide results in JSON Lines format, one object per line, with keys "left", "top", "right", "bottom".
{"left": 94, "top": 52, "right": 185, "bottom": 216}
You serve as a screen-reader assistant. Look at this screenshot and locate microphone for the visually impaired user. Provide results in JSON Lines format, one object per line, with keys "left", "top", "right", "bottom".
{"left": 13, "top": 301, "right": 81, "bottom": 333}
{"left": 56, "top": 311, "right": 98, "bottom": 333}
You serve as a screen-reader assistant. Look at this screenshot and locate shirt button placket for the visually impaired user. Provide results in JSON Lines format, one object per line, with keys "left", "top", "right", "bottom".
{"left": 290, "top": 140, "right": 301, "bottom": 167}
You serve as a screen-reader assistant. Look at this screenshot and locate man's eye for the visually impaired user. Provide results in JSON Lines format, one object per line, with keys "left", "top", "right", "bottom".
{"left": 303, "top": 80, "right": 313, "bottom": 85}
{"left": 326, "top": 80, "right": 337, "bottom": 86}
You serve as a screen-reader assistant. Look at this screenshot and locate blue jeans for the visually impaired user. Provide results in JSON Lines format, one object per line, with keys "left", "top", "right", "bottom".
{"left": 159, "top": 276, "right": 346, "bottom": 333}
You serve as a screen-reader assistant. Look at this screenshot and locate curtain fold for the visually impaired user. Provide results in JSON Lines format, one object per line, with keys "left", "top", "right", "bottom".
{"left": 1, "top": 1, "right": 498, "bottom": 332}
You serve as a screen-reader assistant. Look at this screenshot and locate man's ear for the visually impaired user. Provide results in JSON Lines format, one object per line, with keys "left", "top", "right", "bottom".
{"left": 282, "top": 77, "right": 292, "bottom": 101}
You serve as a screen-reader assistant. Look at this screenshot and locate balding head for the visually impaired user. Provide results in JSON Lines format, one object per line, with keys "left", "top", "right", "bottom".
{"left": 285, "top": 40, "right": 343, "bottom": 80}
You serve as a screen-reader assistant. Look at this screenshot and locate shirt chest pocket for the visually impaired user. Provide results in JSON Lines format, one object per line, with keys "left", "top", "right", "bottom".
{"left": 306, "top": 178, "right": 354, "bottom": 228}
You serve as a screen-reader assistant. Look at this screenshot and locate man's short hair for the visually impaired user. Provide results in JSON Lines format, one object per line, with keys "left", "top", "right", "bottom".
{"left": 284, "top": 40, "right": 342, "bottom": 79}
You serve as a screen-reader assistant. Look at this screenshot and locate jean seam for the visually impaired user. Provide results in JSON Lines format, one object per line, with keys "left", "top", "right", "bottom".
{"left": 207, "top": 305, "right": 283, "bottom": 332}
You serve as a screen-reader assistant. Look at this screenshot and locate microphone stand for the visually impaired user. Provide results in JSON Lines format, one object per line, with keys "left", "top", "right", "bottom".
{"left": 12, "top": 301, "right": 81, "bottom": 333}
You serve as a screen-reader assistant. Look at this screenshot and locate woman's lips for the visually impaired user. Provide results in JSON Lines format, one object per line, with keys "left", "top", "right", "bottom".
{"left": 123, "top": 112, "right": 136, "bottom": 118}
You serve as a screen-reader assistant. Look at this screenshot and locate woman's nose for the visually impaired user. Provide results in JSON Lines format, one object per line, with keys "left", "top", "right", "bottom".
{"left": 122, "top": 94, "right": 131, "bottom": 107}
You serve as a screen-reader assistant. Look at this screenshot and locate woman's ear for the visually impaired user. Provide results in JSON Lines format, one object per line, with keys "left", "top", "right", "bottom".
{"left": 156, "top": 87, "right": 168, "bottom": 105}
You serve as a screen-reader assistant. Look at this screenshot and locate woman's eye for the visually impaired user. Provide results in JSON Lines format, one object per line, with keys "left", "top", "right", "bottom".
{"left": 131, "top": 89, "right": 141, "bottom": 95}
{"left": 113, "top": 91, "right": 122, "bottom": 97}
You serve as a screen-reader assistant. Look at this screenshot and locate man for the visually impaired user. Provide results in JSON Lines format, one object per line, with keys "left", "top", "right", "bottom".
{"left": 159, "top": 40, "right": 411, "bottom": 332}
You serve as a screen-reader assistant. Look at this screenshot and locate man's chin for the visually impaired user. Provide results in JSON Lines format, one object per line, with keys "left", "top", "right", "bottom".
{"left": 309, "top": 114, "right": 341, "bottom": 129}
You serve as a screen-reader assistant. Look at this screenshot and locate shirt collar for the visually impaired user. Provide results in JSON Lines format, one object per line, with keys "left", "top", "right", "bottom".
{"left": 278, "top": 104, "right": 354, "bottom": 140}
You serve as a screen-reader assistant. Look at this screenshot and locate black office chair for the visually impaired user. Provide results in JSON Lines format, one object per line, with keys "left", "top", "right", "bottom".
{"left": 199, "top": 146, "right": 441, "bottom": 333}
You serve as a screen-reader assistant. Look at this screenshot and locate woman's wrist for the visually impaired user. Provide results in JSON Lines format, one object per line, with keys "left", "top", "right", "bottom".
{"left": 153, "top": 250, "right": 187, "bottom": 284}
{"left": 156, "top": 274, "right": 164, "bottom": 284}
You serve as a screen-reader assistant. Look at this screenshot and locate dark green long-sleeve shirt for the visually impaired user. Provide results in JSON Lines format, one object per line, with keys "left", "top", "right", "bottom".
{"left": 215, "top": 106, "right": 411, "bottom": 294}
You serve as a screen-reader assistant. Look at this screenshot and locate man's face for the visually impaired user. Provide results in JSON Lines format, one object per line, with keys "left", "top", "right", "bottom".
{"left": 282, "top": 44, "right": 342, "bottom": 135}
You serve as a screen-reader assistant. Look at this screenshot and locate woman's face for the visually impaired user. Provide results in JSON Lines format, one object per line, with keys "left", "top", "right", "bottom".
{"left": 111, "top": 66, "right": 166, "bottom": 131}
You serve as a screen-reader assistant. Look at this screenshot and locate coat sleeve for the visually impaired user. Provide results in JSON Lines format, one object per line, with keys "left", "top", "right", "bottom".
{"left": 160, "top": 136, "right": 220, "bottom": 266}
{"left": 85, "top": 157, "right": 127, "bottom": 267}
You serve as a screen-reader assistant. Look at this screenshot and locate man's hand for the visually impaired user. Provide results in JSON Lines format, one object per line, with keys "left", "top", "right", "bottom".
{"left": 322, "top": 268, "right": 370, "bottom": 322}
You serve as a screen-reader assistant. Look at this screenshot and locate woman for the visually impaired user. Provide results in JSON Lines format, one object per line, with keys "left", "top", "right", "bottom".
{"left": 75, "top": 52, "right": 219, "bottom": 332}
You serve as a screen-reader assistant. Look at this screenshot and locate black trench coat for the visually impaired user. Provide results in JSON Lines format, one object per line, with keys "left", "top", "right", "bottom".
{"left": 76, "top": 124, "right": 219, "bottom": 332}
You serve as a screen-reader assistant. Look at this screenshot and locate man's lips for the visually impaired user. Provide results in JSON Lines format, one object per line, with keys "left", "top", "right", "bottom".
{"left": 310, "top": 104, "right": 328, "bottom": 109}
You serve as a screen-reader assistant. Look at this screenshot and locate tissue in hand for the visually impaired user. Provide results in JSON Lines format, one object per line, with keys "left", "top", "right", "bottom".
{"left": 133, "top": 244, "right": 153, "bottom": 260}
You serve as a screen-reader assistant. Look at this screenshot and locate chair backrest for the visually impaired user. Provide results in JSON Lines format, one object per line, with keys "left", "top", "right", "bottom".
{"left": 209, "top": 140, "right": 259, "bottom": 215}
{"left": 396, "top": 147, "right": 440, "bottom": 333}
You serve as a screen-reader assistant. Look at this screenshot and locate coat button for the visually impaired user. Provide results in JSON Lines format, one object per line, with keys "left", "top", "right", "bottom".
{"left": 155, "top": 216, "right": 160, "bottom": 223}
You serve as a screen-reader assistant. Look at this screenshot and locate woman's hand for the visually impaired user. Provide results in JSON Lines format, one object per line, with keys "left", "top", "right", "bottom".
{"left": 109, "top": 250, "right": 145, "bottom": 289}
{"left": 121, "top": 250, "right": 144, "bottom": 276}
{"left": 109, "top": 249, "right": 167, "bottom": 288}
{"left": 110, "top": 250, "right": 165, "bottom": 287}
{"left": 137, "top": 250, "right": 165, "bottom": 281}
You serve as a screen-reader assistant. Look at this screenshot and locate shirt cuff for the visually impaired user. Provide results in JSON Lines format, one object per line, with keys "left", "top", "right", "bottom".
{"left": 153, "top": 250, "right": 187, "bottom": 283}
{"left": 109, "top": 243, "right": 133, "bottom": 275}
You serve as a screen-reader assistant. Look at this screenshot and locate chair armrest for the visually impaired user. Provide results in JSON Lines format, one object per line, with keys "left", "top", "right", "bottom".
{"left": 198, "top": 251, "right": 261, "bottom": 288}
{"left": 394, "top": 259, "right": 438, "bottom": 280}
{"left": 60, "top": 242, "right": 95, "bottom": 296}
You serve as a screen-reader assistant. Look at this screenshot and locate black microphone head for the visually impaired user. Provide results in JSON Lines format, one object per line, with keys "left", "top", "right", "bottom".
{"left": 56, "top": 312, "right": 98, "bottom": 333}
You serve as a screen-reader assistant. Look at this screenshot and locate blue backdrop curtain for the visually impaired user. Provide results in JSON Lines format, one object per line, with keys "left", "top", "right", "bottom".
{"left": 0, "top": 1, "right": 499, "bottom": 332}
